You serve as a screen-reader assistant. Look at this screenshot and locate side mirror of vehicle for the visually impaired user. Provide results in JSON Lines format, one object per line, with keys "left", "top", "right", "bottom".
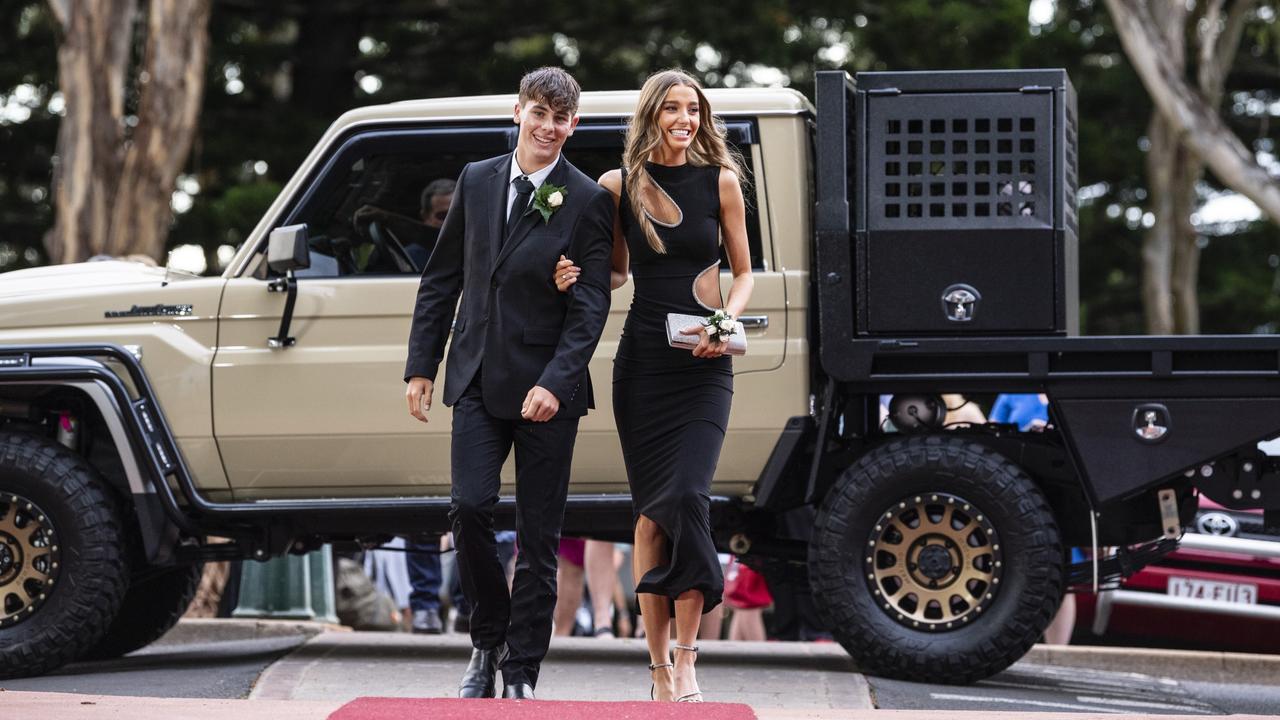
{"left": 267, "top": 224, "right": 311, "bottom": 274}
{"left": 265, "top": 224, "right": 309, "bottom": 349}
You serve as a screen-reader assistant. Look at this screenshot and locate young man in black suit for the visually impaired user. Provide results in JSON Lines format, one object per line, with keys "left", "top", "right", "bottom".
{"left": 403, "top": 67, "right": 614, "bottom": 700}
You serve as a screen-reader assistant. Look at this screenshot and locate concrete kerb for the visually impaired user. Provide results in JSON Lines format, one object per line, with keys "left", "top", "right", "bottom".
{"left": 154, "top": 618, "right": 349, "bottom": 647}
{"left": 1023, "top": 644, "right": 1280, "bottom": 684}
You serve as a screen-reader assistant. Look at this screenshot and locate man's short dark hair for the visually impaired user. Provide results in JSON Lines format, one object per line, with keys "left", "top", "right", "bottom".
{"left": 518, "top": 67, "right": 581, "bottom": 115}
{"left": 420, "top": 178, "right": 456, "bottom": 215}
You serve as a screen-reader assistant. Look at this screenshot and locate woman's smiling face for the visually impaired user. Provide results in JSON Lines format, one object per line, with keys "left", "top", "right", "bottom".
{"left": 657, "top": 84, "right": 700, "bottom": 154}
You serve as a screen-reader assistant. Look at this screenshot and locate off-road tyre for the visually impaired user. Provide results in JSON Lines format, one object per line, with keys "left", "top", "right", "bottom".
{"left": 0, "top": 431, "right": 129, "bottom": 679}
{"left": 809, "top": 435, "right": 1062, "bottom": 684}
{"left": 85, "top": 562, "right": 204, "bottom": 660}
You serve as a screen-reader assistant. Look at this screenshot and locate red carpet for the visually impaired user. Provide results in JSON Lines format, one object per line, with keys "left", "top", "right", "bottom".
{"left": 327, "top": 698, "right": 757, "bottom": 720}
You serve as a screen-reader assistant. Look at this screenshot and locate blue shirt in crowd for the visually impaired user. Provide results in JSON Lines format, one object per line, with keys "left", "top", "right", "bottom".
{"left": 989, "top": 393, "right": 1049, "bottom": 431}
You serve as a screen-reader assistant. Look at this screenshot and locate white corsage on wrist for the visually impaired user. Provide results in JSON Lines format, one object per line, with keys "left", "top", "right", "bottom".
{"left": 704, "top": 310, "right": 738, "bottom": 341}
{"left": 666, "top": 311, "right": 748, "bottom": 356}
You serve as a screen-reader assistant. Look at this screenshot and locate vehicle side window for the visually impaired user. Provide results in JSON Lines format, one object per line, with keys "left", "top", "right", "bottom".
{"left": 567, "top": 121, "right": 766, "bottom": 271}
{"left": 283, "top": 127, "right": 509, "bottom": 278}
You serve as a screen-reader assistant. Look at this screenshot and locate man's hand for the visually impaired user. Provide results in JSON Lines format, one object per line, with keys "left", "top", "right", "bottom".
{"left": 406, "top": 377, "right": 435, "bottom": 423}
{"left": 352, "top": 204, "right": 386, "bottom": 228}
{"left": 521, "top": 385, "right": 560, "bottom": 422}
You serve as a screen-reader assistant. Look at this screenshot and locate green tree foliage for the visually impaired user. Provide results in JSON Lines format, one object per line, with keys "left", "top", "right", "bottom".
{"left": 1, "top": 0, "right": 1276, "bottom": 334}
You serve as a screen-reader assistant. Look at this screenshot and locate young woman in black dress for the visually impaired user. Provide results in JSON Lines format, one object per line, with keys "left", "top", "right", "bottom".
{"left": 554, "top": 69, "right": 754, "bottom": 702}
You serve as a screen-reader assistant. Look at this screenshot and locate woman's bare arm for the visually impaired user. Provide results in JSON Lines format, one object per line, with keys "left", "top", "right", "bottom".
{"left": 554, "top": 168, "right": 629, "bottom": 292}
{"left": 718, "top": 167, "right": 754, "bottom": 319}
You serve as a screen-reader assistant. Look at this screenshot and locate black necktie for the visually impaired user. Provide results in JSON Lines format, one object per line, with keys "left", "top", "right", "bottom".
{"left": 506, "top": 175, "right": 535, "bottom": 239}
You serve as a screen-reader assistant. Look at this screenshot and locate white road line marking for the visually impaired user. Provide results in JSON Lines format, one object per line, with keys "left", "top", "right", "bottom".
{"left": 1077, "top": 695, "right": 1213, "bottom": 711}
{"left": 981, "top": 679, "right": 1172, "bottom": 697}
{"left": 983, "top": 679, "right": 1209, "bottom": 706}
{"left": 1027, "top": 664, "right": 1158, "bottom": 682}
{"left": 928, "top": 692, "right": 1127, "bottom": 713}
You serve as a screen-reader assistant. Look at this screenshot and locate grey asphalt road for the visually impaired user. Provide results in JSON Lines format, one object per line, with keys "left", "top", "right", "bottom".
{"left": 867, "top": 660, "right": 1280, "bottom": 715}
{"left": 0, "top": 635, "right": 307, "bottom": 699}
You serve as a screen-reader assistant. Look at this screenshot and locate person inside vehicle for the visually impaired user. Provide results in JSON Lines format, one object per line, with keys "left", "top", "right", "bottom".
{"left": 353, "top": 177, "right": 456, "bottom": 270}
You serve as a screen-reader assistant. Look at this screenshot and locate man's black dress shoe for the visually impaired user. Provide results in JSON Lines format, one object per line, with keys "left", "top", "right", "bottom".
{"left": 502, "top": 682, "right": 535, "bottom": 700}
{"left": 458, "top": 646, "right": 503, "bottom": 698}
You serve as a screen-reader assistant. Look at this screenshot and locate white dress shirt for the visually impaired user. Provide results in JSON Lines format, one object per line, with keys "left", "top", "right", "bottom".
{"left": 506, "top": 152, "right": 560, "bottom": 220}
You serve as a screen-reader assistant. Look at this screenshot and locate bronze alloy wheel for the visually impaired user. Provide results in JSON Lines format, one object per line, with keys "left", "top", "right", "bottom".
{"left": 865, "top": 492, "right": 1002, "bottom": 631}
{"left": 812, "top": 436, "right": 1062, "bottom": 683}
{"left": 0, "top": 493, "right": 60, "bottom": 629}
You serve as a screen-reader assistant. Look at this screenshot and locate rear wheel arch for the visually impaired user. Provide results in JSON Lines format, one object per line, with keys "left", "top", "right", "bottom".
{"left": 1, "top": 381, "right": 169, "bottom": 564}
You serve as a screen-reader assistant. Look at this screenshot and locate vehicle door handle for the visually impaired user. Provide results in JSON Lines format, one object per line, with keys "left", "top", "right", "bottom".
{"left": 740, "top": 315, "right": 769, "bottom": 330}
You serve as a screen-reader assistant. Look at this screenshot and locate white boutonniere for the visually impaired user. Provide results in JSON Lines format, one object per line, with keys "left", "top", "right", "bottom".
{"left": 704, "top": 309, "right": 738, "bottom": 340}
{"left": 530, "top": 183, "right": 567, "bottom": 224}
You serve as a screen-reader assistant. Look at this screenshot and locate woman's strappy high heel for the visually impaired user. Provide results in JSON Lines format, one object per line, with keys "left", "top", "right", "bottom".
{"left": 672, "top": 643, "right": 703, "bottom": 703}
{"left": 649, "top": 659, "right": 673, "bottom": 701}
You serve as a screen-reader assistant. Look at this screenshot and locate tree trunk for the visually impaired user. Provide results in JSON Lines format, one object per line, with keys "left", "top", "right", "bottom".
{"left": 108, "top": 0, "right": 212, "bottom": 260}
{"left": 43, "top": 0, "right": 212, "bottom": 265}
{"left": 1117, "top": 0, "right": 1261, "bottom": 334}
{"left": 1138, "top": 0, "right": 1187, "bottom": 335}
{"left": 1143, "top": 121, "right": 1202, "bottom": 335}
{"left": 1143, "top": 113, "right": 1177, "bottom": 334}
{"left": 1106, "top": 0, "right": 1280, "bottom": 221}
{"left": 44, "top": 0, "right": 137, "bottom": 264}
{"left": 1168, "top": 0, "right": 1256, "bottom": 335}
{"left": 1170, "top": 149, "right": 1201, "bottom": 334}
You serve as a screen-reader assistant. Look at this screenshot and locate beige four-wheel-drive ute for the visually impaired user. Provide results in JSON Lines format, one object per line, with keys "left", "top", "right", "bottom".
{"left": 3, "top": 70, "right": 1278, "bottom": 683}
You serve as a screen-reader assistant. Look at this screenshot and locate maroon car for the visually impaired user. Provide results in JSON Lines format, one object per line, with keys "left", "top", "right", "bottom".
{"left": 1075, "top": 498, "right": 1280, "bottom": 653}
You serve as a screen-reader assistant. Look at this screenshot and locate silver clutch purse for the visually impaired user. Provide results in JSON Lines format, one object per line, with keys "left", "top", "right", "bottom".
{"left": 665, "top": 313, "right": 747, "bottom": 356}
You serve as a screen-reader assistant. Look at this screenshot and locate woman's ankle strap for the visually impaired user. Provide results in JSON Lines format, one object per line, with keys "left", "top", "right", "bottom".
{"left": 673, "top": 643, "right": 699, "bottom": 653}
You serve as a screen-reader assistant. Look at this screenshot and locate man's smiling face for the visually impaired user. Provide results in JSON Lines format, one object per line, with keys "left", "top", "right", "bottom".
{"left": 513, "top": 98, "right": 578, "bottom": 172}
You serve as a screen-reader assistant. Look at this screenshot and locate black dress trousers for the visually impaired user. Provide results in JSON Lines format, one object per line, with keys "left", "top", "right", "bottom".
{"left": 448, "top": 380, "right": 578, "bottom": 688}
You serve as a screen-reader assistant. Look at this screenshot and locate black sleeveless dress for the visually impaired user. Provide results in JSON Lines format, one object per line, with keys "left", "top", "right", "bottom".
{"left": 614, "top": 162, "right": 730, "bottom": 613}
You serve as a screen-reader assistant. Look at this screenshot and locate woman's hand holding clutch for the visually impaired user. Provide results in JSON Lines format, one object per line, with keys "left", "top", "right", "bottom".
{"left": 678, "top": 324, "right": 731, "bottom": 359}
{"left": 666, "top": 313, "right": 746, "bottom": 357}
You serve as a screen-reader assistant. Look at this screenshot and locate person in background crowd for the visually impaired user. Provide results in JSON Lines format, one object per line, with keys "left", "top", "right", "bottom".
{"left": 723, "top": 557, "right": 769, "bottom": 641}
{"left": 942, "top": 393, "right": 985, "bottom": 427}
{"left": 989, "top": 392, "right": 1050, "bottom": 432}
{"left": 554, "top": 539, "right": 628, "bottom": 637}
{"left": 363, "top": 536, "right": 412, "bottom": 628}
{"left": 584, "top": 540, "right": 622, "bottom": 637}
{"left": 553, "top": 538, "right": 589, "bottom": 635}
{"left": 405, "top": 535, "right": 465, "bottom": 634}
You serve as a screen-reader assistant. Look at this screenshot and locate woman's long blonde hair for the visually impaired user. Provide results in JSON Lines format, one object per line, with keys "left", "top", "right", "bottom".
{"left": 624, "top": 69, "right": 749, "bottom": 254}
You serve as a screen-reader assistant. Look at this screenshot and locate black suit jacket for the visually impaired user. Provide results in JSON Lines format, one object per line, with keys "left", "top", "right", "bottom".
{"left": 404, "top": 154, "right": 614, "bottom": 420}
